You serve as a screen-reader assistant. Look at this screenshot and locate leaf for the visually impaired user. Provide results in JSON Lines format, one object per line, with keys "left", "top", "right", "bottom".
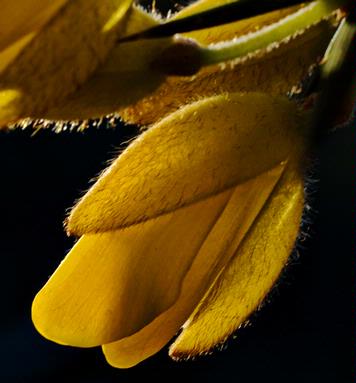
{"left": 66, "top": 92, "right": 306, "bottom": 235}
{"left": 0, "top": 0, "right": 134, "bottom": 126}
{"left": 169, "top": 162, "right": 304, "bottom": 358}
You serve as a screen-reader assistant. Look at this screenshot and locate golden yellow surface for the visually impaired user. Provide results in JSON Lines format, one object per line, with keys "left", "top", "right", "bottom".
{"left": 0, "top": 0, "right": 133, "bottom": 125}
{"left": 67, "top": 93, "right": 305, "bottom": 234}
{"left": 170, "top": 162, "right": 304, "bottom": 358}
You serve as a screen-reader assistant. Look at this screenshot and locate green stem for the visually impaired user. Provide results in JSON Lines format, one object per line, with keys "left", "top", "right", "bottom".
{"left": 322, "top": 17, "right": 355, "bottom": 78}
{"left": 199, "top": 0, "right": 343, "bottom": 66}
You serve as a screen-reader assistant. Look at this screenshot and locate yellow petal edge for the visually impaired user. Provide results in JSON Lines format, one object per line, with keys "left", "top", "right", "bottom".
{"left": 100, "top": 163, "right": 286, "bottom": 368}
{"left": 0, "top": 0, "right": 133, "bottom": 125}
{"left": 170, "top": 161, "right": 304, "bottom": 358}
{"left": 67, "top": 92, "right": 306, "bottom": 235}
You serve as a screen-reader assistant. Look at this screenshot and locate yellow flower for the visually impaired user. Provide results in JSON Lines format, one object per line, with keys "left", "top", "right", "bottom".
{"left": 0, "top": 0, "right": 352, "bottom": 370}
{"left": 0, "top": 0, "right": 341, "bottom": 126}
{"left": 31, "top": 91, "right": 308, "bottom": 368}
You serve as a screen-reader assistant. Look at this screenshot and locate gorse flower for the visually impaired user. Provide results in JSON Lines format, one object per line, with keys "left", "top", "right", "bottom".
{"left": 0, "top": 0, "right": 346, "bottom": 125}
{"left": 0, "top": 0, "right": 354, "bottom": 369}
{"left": 34, "top": 93, "right": 307, "bottom": 368}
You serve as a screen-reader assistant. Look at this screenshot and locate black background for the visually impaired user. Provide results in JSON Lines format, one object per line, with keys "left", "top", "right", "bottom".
{"left": 0, "top": 115, "right": 353, "bottom": 382}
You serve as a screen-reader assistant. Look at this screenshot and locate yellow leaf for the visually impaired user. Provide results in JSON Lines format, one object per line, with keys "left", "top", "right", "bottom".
{"left": 66, "top": 92, "right": 306, "bottom": 235}
{"left": 100, "top": 164, "right": 285, "bottom": 368}
{"left": 0, "top": 0, "right": 133, "bottom": 125}
{"left": 169, "top": 162, "right": 304, "bottom": 358}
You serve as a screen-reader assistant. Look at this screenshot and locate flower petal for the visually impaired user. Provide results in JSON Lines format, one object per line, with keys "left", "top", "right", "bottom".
{"left": 0, "top": 0, "right": 339, "bottom": 126}
{"left": 0, "top": 0, "right": 68, "bottom": 74}
{"left": 100, "top": 163, "right": 286, "bottom": 368}
{"left": 176, "top": 1, "right": 300, "bottom": 43}
{"left": 67, "top": 93, "right": 305, "bottom": 235}
{"left": 120, "top": 18, "right": 335, "bottom": 126}
{"left": 42, "top": 6, "right": 168, "bottom": 122}
{"left": 0, "top": 0, "right": 68, "bottom": 52}
{"left": 41, "top": 1, "right": 323, "bottom": 123}
{"left": 33, "top": 163, "right": 284, "bottom": 349}
{"left": 0, "top": 0, "right": 133, "bottom": 125}
{"left": 32, "top": 185, "right": 232, "bottom": 347}
{"left": 169, "top": 162, "right": 304, "bottom": 358}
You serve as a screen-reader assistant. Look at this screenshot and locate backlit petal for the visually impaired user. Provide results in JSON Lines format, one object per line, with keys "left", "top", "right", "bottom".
{"left": 44, "top": 0, "right": 297, "bottom": 120}
{"left": 0, "top": 0, "right": 133, "bottom": 125}
{"left": 42, "top": 2, "right": 332, "bottom": 123}
{"left": 170, "top": 163, "right": 304, "bottom": 358}
{"left": 43, "top": 6, "right": 168, "bottom": 121}
{"left": 120, "top": 18, "right": 335, "bottom": 126}
{"left": 101, "top": 164, "right": 285, "bottom": 368}
{"left": 67, "top": 93, "right": 305, "bottom": 235}
{"left": 177, "top": 1, "right": 300, "bottom": 43}
{"left": 0, "top": 0, "right": 68, "bottom": 52}
{"left": 32, "top": 186, "right": 232, "bottom": 347}
{"left": 0, "top": 0, "right": 68, "bottom": 74}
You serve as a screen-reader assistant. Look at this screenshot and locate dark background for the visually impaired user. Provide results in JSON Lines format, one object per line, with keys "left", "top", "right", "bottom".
{"left": 0, "top": 115, "right": 353, "bottom": 382}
